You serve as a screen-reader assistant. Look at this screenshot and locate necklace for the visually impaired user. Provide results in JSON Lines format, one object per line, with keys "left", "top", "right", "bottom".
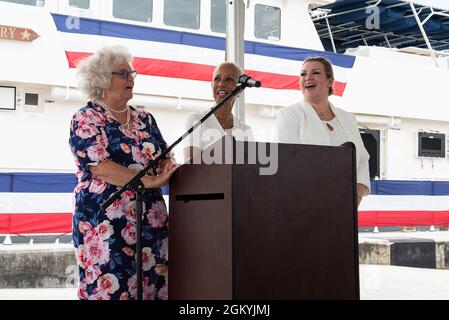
{"left": 317, "top": 108, "right": 332, "bottom": 118}
{"left": 318, "top": 111, "right": 328, "bottom": 117}
{"left": 216, "top": 113, "right": 234, "bottom": 129}
{"left": 95, "top": 99, "right": 129, "bottom": 113}
{"left": 95, "top": 99, "right": 132, "bottom": 130}
{"left": 122, "top": 107, "right": 131, "bottom": 130}
{"left": 314, "top": 102, "right": 334, "bottom": 120}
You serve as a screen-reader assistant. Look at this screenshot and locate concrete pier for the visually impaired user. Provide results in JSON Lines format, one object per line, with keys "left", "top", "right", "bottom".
{"left": 2, "top": 231, "right": 449, "bottom": 300}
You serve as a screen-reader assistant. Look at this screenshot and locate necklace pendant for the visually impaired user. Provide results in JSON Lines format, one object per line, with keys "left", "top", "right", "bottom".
{"left": 326, "top": 123, "right": 334, "bottom": 131}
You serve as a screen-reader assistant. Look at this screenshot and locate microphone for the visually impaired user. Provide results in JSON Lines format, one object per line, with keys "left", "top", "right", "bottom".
{"left": 239, "top": 74, "right": 261, "bottom": 88}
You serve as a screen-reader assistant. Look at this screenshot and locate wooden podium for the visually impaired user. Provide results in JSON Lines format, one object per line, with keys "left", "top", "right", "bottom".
{"left": 168, "top": 138, "right": 359, "bottom": 299}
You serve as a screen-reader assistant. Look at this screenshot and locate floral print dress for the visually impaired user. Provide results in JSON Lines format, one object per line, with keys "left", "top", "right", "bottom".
{"left": 69, "top": 101, "right": 169, "bottom": 300}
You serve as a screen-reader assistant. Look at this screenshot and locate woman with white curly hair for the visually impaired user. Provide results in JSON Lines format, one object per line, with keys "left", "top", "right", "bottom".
{"left": 69, "top": 45, "right": 179, "bottom": 300}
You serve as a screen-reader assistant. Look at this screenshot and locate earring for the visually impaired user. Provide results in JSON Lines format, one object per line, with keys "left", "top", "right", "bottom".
{"left": 101, "top": 90, "right": 105, "bottom": 98}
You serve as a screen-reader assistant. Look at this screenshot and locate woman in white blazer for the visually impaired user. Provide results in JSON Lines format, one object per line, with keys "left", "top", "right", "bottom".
{"left": 276, "top": 57, "right": 370, "bottom": 206}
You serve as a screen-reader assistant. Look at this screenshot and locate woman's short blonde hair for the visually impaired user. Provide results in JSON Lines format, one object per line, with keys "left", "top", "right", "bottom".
{"left": 77, "top": 45, "right": 133, "bottom": 99}
{"left": 303, "top": 56, "right": 335, "bottom": 96}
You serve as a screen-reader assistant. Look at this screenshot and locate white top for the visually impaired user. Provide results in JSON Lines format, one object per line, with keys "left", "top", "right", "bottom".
{"left": 323, "top": 118, "right": 349, "bottom": 147}
{"left": 185, "top": 112, "right": 254, "bottom": 151}
{"left": 276, "top": 100, "right": 370, "bottom": 191}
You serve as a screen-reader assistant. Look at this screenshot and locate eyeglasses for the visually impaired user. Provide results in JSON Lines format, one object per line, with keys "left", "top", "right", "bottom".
{"left": 112, "top": 70, "right": 137, "bottom": 78}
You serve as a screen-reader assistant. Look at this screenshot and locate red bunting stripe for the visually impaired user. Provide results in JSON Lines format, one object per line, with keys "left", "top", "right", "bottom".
{"left": 66, "top": 51, "right": 348, "bottom": 96}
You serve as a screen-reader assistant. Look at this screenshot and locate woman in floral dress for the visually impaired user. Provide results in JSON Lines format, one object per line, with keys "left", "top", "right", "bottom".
{"left": 69, "top": 45, "right": 179, "bottom": 300}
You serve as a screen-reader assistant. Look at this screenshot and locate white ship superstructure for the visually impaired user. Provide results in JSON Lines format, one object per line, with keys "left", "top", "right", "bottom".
{"left": 1, "top": 0, "right": 449, "bottom": 235}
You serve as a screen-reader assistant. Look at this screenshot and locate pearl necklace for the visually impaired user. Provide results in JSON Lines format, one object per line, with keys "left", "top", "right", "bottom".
{"left": 95, "top": 98, "right": 128, "bottom": 113}
{"left": 95, "top": 99, "right": 132, "bottom": 130}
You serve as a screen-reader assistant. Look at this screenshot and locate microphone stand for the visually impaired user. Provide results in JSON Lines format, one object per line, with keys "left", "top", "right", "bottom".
{"left": 101, "top": 78, "right": 256, "bottom": 300}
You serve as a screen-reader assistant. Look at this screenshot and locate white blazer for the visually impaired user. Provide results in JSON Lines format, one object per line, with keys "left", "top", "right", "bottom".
{"left": 276, "top": 100, "right": 370, "bottom": 191}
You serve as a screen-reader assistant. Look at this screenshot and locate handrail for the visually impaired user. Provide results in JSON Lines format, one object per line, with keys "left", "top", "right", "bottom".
{"left": 312, "top": 0, "right": 382, "bottom": 22}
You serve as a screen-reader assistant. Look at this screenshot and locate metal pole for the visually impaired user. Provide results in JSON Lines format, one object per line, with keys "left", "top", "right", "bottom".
{"left": 226, "top": 0, "right": 246, "bottom": 123}
{"left": 384, "top": 34, "right": 392, "bottom": 48}
{"left": 422, "top": 8, "right": 434, "bottom": 25}
{"left": 410, "top": 1, "right": 439, "bottom": 67}
{"left": 135, "top": 184, "right": 144, "bottom": 300}
{"left": 362, "top": 35, "right": 368, "bottom": 46}
{"left": 325, "top": 17, "right": 337, "bottom": 53}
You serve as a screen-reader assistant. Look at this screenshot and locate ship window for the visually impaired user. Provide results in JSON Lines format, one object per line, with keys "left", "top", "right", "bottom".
{"left": 69, "top": 0, "right": 89, "bottom": 9}
{"left": 0, "top": 86, "right": 16, "bottom": 111}
{"left": 211, "top": 0, "right": 226, "bottom": 33}
{"left": 25, "top": 93, "right": 38, "bottom": 106}
{"left": 0, "top": 0, "right": 44, "bottom": 6}
{"left": 164, "top": 0, "right": 200, "bottom": 30}
{"left": 254, "top": 4, "right": 280, "bottom": 41}
{"left": 418, "top": 132, "right": 446, "bottom": 158}
{"left": 113, "top": 0, "right": 153, "bottom": 23}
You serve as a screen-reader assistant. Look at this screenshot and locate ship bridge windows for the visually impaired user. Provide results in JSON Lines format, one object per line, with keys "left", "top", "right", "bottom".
{"left": 69, "top": 0, "right": 89, "bottom": 9}
{"left": 254, "top": 4, "right": 281, "bottom": 41}
{"left": 113, "top": 0, "right": 153, "bottom": 23}
{"left": 164, "top": 0, "right": 200, "bottom": 30}
{"left": 211, "top": 0, "right": 225, "bottom": 33}
{"left": 0, "top": 0, "right": 44, "bottom": 7}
